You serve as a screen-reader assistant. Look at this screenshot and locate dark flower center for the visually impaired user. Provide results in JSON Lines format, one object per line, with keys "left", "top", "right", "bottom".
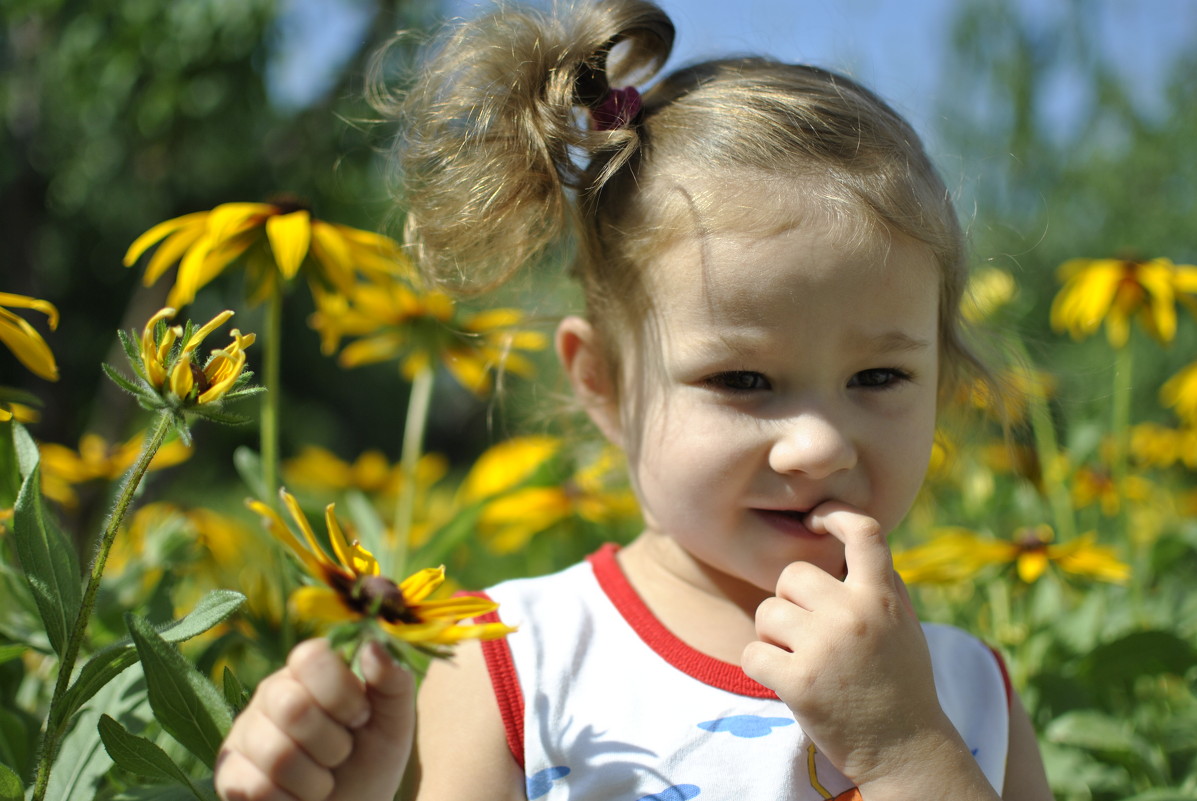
{"left": 350, "top": 574, "right": 422, "bottom": 624}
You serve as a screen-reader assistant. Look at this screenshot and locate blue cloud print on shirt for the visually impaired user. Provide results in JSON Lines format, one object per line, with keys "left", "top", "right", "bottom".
{"left": 526, "top": 766, "right": 570, "bottom": 799}
{"left": 697, "top": 715, "right": 795, "bottom": 738}
{"left": 638, "top": 784, "right": 701, "bottom": 801}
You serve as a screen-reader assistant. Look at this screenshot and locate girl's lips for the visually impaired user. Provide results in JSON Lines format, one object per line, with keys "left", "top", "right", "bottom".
{"left": 753, "top": 508, "right": 824, "bottom": 538}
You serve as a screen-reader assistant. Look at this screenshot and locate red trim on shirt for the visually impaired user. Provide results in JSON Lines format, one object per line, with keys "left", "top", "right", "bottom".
{"left": 461, "top": 591, "right": 525, "bottom": 769}
{"left": 587, "top": 543, "right": 778, "bottom": 698}
{"left": 988, "top": 647, "right": 1013, "bottom": 710}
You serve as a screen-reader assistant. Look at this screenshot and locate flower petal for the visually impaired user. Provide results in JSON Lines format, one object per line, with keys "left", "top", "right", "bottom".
{"left": 398, "top": 566, "right": 445, "bottom": 604}
{"left": 124, "top": 211, "right": 210, "bottom": 267}
{"left": 266, "top": 210, "right": 312, "bottom": 280}
{"left": 290, "top": 586, "right": 360, "bottom": 623}
{"left": 0, "top": 307, "right": 59, "bottom": 381}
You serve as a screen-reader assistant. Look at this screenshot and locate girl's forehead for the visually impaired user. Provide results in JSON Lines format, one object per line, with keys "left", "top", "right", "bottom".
{"left": 640, "top": 167, "right": 888, "bottom": 257}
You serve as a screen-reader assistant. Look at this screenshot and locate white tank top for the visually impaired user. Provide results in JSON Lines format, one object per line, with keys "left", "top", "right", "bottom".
{"left": 472, "top": 544, "right": 1009, "bottom": 801}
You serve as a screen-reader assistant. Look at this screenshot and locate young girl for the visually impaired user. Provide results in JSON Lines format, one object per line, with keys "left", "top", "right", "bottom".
{"left": 215, "top": 1, "right": 1054, "bottom": 799}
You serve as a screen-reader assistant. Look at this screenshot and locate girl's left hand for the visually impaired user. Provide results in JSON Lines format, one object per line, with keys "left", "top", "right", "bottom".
{"left": 741, "top": 502, "right": 970, "bottom": 793}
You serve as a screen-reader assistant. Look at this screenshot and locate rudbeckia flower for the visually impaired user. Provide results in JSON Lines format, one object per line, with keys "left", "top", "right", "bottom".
{"left": 105, "top": 307, "right": 262, "bottom": 443}
{"left": 282, "top": 444, "right": 448, "bottom": 500}
{"left": 961, "top": 266, "right": 1016, "bottom": 323}
{"left": 1069, "top": 464, "right": 1153, "bottom": 517}
{"left": 249, "top": 490, "right": 515, "bottom": 646}
{"left": 462, "top": 440, "right": 640, "bottom": 553}
{"left": 309, "top": 278, "right": 547, "bottom": 396}
{"left": 1130, "top": 422, "right": 1197, "bottom": 470}
{"left": 1050, "top": 257, "right": 1197, "bottom": 347}
{"left": 123, "top": 199, "right": 409, "bottom": 308}
{"left": 1161, "top": 360, "right": 1197, "bottom": 427}
{"left": 894, "top": 525, "right": 1130, "bottom": 585}
{"left": 0, "top": 292, "right": 59, "bottom": 389}
{"left": 38, "top": 431, "right": 192, "bottom": 507}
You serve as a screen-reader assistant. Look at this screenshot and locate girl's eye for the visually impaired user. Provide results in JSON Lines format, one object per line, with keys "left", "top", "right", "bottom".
{"left": 849, "top": 368, "right": 912, "bottom": 389}
{"left": 705, "top": 371, "right": 771, "bottom": 392}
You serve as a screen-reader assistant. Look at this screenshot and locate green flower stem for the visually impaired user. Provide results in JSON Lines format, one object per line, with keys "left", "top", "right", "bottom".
{"left": 1013, "top": 341, "right": 1076, "bottom": 542}
{"left": 391, "top": 366, "right": 435, "bottom": 579}
{"left": 261, "top": 290, "right": 283, "bottom": 506}
{"left": 31, "top": 411, "right": 173, "bottom": 801}
{"left": 1111, "top": 344, "right": 1133, "bottom": 501}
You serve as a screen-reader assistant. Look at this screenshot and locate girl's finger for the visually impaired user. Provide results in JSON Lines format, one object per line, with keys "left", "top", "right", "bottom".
{"left": 256, "top": 674, "right": 354, "bottom": 768}
{"left": 225, "top": 707, "right": 335, "bottom": 801}
{"left": 805, "top": 501, "right": 893, "bottom": 588}
{"left": 215, "top": 748, "right": 305, "bottom": 801}
{"left": 286, "top": 639, "right": 371, "bottom": 729}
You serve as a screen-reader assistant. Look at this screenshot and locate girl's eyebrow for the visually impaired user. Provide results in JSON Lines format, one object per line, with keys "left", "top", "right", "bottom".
{"left": 860, "top": 331, "right": 933, "bottom": 353}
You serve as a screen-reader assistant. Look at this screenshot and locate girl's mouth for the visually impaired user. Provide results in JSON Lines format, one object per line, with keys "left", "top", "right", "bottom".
{"left": 754, "top": 508, "right": 822, "bottom": 537}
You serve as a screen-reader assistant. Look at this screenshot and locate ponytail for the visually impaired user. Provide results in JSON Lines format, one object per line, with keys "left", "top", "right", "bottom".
{"left": 385, "top": 0, "right": 674, "bottom": 294}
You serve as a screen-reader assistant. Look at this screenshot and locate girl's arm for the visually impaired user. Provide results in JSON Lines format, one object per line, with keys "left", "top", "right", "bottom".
{"left": 410, "top": 638, "right": 526, "bottom": 801}
{"left": 1002, "top": 690, "right": 1053, "bottom": 801}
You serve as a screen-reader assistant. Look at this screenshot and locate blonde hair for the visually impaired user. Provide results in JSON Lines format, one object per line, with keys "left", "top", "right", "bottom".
{"left": 382, "top": 0, "right": 991, "bottom": 400}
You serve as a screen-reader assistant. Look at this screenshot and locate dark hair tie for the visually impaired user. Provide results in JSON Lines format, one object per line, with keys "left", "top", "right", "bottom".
{"left": 590, "top": 86, "right": 643, "bottom": 131}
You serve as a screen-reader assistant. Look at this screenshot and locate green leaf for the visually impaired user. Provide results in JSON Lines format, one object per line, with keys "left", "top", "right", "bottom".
{"left": 46, "top": 663, "right": 149, "bottom": 801}
{"left": 0, "top": 706, "right": 34, "bottom": 781}
{"left": 98, "top": 714, "right": 204, "bottom": 797}
{"left": 111, "top": 777, "right": 218, "bottom": 801}
{"left": 126, "top": 614, "right": 233, "bottom": 769}
{"left": 0, "top": 421, "right": 22, "bottom": 511}
{"left": 11, "top": 421, "right": 38, "bottom": 480}
{"left": 12, "top": 462, "right": 81, "bottom": 657}
{"left": 56, "top": 591, "right": 245, "bottom": 732}
{"left": 1046, "top": 710, "right": 1165, "bottom": 782}
{"left": 221, "top": 666, "right": 250, "bottom": 715}
{"left": 118, "top": 327, "right": 143, "bottom": 373}
{"left": 233, "top": 446, "right": 267, "bottom": 503}
{"left": 0, "top": 762, "right": 22, "bottom": 801}
{"left": 103, "top": 362, "right": 152, "bottom": 398}
{"left": 1121, "top": 792, "right": 1197, "bottom": 801}
{"left": 0, "top": 644, "right": 26, "bottom": 666}
{"left": 188, "top": 408, "right": 251, "bottom": 427}
{"left": 1079, "top": 630, "right": 1197, "bottom": 689}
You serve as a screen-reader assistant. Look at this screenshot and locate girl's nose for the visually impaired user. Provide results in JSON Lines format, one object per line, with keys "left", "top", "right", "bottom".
{"left": 768, "top": 413, "right": 858, "bottom": 478}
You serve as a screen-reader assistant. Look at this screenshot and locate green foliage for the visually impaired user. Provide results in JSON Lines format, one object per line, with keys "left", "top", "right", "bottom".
{"left": 11, "top": 425, "right": 81, "bottom": 656}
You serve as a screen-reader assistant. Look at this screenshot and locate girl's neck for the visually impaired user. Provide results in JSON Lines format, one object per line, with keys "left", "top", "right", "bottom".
{"left": 616, "top": 530, "right": 768, "bottom": 664}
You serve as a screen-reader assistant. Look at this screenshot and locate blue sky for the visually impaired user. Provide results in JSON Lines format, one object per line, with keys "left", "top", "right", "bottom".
{"left": 271, "top": 0, "right": 1195, "bottom": 152}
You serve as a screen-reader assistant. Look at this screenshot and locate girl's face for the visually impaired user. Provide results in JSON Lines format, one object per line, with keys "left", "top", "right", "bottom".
{"left": 605, "top": 189, "right": 941, "bottom": 601}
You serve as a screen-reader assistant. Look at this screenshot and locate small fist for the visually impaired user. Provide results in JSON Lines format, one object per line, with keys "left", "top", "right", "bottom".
{"left": 215, "top": 638, "right": 414, "bottom": 801}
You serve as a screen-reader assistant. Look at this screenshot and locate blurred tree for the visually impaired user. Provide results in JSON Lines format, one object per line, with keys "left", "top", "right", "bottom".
{"left": 937, "top": 0, "right": 1197, "bottom": 423}
{"left": 0, "top": 0, "right": 484, "bottom": 525}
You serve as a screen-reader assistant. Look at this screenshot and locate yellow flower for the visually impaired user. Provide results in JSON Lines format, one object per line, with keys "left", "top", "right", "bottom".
{"left": 1161, "top": 361, "right": 1197, "bottom": 427}
{"left": 0, "top": 292, "right": 59, "bottom": 382}
{"left": 249, "top": 490, "right": 515, "bottom": 645}
{"left": 184, "top": 507, "right": 286, "bottom": 626}
{"left": 282, "top": 445, "right": 448, "bottom": 500}
{"left": 124, "top": 199, "right": 409, "bottom": 308}
{"left": 464, "top": 441, "right": 640, "bottom": 553}
{"left": 38, "top": 432, "right": 193, "bottom": 507}
{"left": 958, "top": 364, "right": 1054, "bottom": 425}
{"left": 1070, "top": 464, "right": 1153, "bottom": 517}
{"left": 135, "top": 307, "right": 256, "bottom": 406}
{"left": 309, "top": 278, "right": 548, "bottom": 396}
{"left": 895, "top": 525, "right": 1130, "bottom": 585}
{"left": 1050, "top": 257, "right": 1197, "bottom": 347}
{"left": 961, "top": 266, "right": 1016, "bottom": 323}
{"left": 1130, "top": 422, "right": 1197, "bottom": 470}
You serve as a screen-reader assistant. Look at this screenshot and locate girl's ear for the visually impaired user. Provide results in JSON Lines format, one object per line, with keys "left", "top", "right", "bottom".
{"left": 556, "top": 315, "right": 622, "bottom": 445}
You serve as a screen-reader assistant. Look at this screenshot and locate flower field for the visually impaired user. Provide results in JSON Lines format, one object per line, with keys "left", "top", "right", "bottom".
{"left": 2, "top": 2, "right": 1195, "bottom": 799}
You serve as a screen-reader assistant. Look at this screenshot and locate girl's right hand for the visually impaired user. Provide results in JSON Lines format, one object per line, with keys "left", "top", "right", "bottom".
{"left": 214, "top": 638, "right": 415, "bottom": 801}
